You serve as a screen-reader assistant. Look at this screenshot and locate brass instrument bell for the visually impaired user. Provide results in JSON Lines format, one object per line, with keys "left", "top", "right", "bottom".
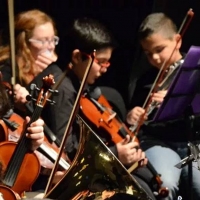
{"left": 45, "top": 115, "right": 152, "bottom": 200}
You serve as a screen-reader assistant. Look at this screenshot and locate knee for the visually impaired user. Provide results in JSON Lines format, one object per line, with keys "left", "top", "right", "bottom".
{"left": 161, "top": 179, "right": 179, "bottom": 200}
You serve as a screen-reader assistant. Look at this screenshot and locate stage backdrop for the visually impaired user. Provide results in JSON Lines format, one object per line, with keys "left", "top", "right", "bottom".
{"left": 0, "top": 0, "right": 199, "bottom": 109}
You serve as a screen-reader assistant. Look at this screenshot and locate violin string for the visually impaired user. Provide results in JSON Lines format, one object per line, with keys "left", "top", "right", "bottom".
{"left": 4, "top": 123, "right": 27, "bottom": 184}
{"left": 4, "top": 105, "right": 42, "bottom": 186}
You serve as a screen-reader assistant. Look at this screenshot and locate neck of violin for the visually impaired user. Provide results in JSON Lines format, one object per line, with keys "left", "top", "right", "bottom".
{"left": 3, "top": 105, "right": 42, "bottom": 187}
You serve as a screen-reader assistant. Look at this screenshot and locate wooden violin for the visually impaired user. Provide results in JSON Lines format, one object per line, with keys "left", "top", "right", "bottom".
{"left": 0, "top": 71, "right": 70, "bottom": 173}
{"left": 0, "top": 110, "right": 70, "bottom": 172}
{"left": 0, "top": 185, "right": 19, "bottom": 200}
{"left": 80, "top": 90, "right": 139, "bottom": 144}
{"left": 80, "top": 87, "right": 169, "bottom": 198}
{"left": 0, "top": 80, "right": 70, "bottom": 173}
{"left": 0, "top": 74, "right": 55, "bottom": 199}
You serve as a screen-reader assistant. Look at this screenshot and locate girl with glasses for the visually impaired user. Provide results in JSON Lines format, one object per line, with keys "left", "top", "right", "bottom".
{"left": 0, "top": 9, "right": 59, "bottom": 111}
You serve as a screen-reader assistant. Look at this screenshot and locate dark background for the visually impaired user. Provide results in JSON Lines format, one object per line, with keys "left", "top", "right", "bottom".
{"left": 0, "top": 0, "right": 200, "bottom": 108}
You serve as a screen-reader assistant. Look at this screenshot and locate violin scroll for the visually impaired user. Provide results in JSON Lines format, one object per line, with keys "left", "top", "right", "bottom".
{"left": 26, "top": 74, "right": 58, "bottom": 107}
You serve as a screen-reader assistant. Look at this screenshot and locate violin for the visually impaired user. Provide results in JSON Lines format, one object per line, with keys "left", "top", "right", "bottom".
{"left": 80, "top": 90, "right": 139, "bottom": 144}
{"left": 0, "top": 110, "right": 70, "bottom": 172}
{"left": 0, "top": 77, "right": 70, "bottom": 172}
{"left": 0, "top": 185, "right": 19, "bottom": 200}
{"left": 0, "top": 111, "right": 24, "bottom": 142}
{"left": 25, "top": 84, "right": 71, "bottom": 171}
{"left": 0, "top": 74, "right": 55, "bottom": 199}
{"left": 80, "top": 87, "right": 169, "bottom": 198}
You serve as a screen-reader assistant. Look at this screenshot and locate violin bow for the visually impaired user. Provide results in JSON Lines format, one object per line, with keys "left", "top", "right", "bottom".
{"left": 7, "top": 0, "right": 16, "bottom": 106}
{"left": 44, "top": 50, "right": 96, "bottom": 195}
{"left": 8, "top": 0, "right": 16, "bottom": 85}
{"left": 130, "top": 8, "right": 194, "bottom": 135}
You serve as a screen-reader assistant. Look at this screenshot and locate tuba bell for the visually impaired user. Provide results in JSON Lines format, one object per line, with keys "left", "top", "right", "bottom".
{"left": 44, "top": 115, "right": 153, "bottom": 200}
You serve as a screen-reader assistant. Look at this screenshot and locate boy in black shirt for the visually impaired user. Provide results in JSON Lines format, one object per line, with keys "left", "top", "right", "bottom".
{"left": 127, "top": 12, "right": 200, "bottom": 200}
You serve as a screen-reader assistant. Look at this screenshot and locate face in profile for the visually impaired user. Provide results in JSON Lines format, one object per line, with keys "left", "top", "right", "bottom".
{"left": 141, "top": 32, "right": 182, "bottom": 69}
{"left": 76, "top": 48, "right": 113, "bottom": 84}
{"left": 28, "top": 22, "right": 57, "bottom": 60}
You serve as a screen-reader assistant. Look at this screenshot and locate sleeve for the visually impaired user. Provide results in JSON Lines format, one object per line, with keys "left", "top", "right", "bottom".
{"left": 29, "top": 64, "right": 79, "bottom": 159}
{"left": 109, "top": 145, "right": 118, "bottom": 157}
{"left": 0, "top": 60, "right": 12, "bottom": 83}
{"left": 41, "top": 77, "right": 79, "bottom": 159}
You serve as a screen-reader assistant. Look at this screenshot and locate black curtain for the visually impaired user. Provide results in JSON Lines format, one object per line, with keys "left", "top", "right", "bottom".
{"left": 0, "top": 0, "right": 154, "bottom": 107}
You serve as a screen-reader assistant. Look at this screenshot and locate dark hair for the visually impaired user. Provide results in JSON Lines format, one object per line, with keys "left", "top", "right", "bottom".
{"left": 58, "top": 17, "right": 116, "bottom": 68}
{"left": 138, "top": 13, "right": 178, "bottom": 41}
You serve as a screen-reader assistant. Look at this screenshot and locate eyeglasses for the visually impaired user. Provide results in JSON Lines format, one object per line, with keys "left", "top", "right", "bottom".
{"left": 81, "top": 52, "right": 110, "bottom": 68}
{"left": 29, "top": 36, "right": 59, "bottom": 46}
{"left": 94, "top": 58, "right": 110, "bottom": 68}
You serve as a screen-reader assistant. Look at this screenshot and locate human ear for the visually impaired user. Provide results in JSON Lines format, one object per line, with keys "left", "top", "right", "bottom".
{"left": 175, "top": 34, "right": 182, "bottom": 50}
{"left": 71, "top": 49, "right": 82, "bottom": 64}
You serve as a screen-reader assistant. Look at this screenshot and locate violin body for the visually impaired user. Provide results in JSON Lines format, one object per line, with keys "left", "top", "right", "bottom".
{"left": 0, "top": 111, "right": 70, "bottom": 171}
{"left": 0, "top": 141, "right": 40, "bottom": 196}
{"left": 0, "top": 112, "right": 24, "bottom": 143}
{"left": 0, "top": 185, "right": 19, "bottom": 200}
{"left": 80, "top": 95, "right": 139, "bottom": 144}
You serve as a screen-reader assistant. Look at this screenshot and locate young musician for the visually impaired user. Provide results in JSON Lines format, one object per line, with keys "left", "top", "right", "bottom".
{"left": 0, "top": 9, "right": 58, "bottom": 110}
{"left": 0, "top": 82, "right": 45, "bottom": 193}
{"left": 126, "top": 12, "right": 200, "bottom": 200}
{"left": 30, "top": 17, "right": 156, "bottom": 199}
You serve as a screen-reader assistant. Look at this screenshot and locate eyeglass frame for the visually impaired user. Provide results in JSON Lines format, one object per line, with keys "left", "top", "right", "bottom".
{"left": 81, "top": 52, "right": 110, "bottom": 68}
{"left": 28, "top": 36, "right": 59, "bottom": 46}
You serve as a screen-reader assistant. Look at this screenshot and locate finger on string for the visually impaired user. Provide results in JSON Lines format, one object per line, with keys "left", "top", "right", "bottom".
{"left": 25, "top": 116, "right": 30, "bottom": 124}
{"left": 141, "top": 152, "right": 146, "bottom": 160}
{"left": 27, "top": 125, "right": 43, "bottom": 133}
{"left": 31, "top": 119, "right": 44, "bottom": 127}
{"left": 144, "top": 158, "right": 148, "bottom": 165}
{"left": 121, "top": 134, "right": 131, "bottom": 145}
{"left": 26, "top": 132, "right": 43, "bottom": 141}
{"left": 138, "top": 158, "right": 145, "bottom": 167}
{"left": 127, "top": 141, "right": 139, "bottom": 150}
{"left": 139, "top": 159, "right": 144, "bottom": 166}
{"left": 136, "top": 149, "right": 142, "bottom": 157}
{"left": 129, "top": 148, "right": 137, "bottom": 155}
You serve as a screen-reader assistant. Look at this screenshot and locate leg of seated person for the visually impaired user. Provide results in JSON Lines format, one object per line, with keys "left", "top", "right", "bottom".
{"left": 170, "top": 142, "right": 200, "bottom": 200}
{"left": 181, "top": 155, "right": 200, "bottom": 200}
{"left": 133, "top": 175, "right": 156, "bottom": 200}
{"left": 145, "top": 146, "right": 181, "bottom": 200}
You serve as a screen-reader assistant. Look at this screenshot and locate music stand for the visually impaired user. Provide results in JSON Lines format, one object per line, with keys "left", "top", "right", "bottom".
{"left": 152, "top": 45, "right": 200, "bottom": 200}
{"left": 153, "top": 45, "right": 200, "bottom": 122}
{"left": 174, "top": 142, "right": 200, "bottom": 170}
